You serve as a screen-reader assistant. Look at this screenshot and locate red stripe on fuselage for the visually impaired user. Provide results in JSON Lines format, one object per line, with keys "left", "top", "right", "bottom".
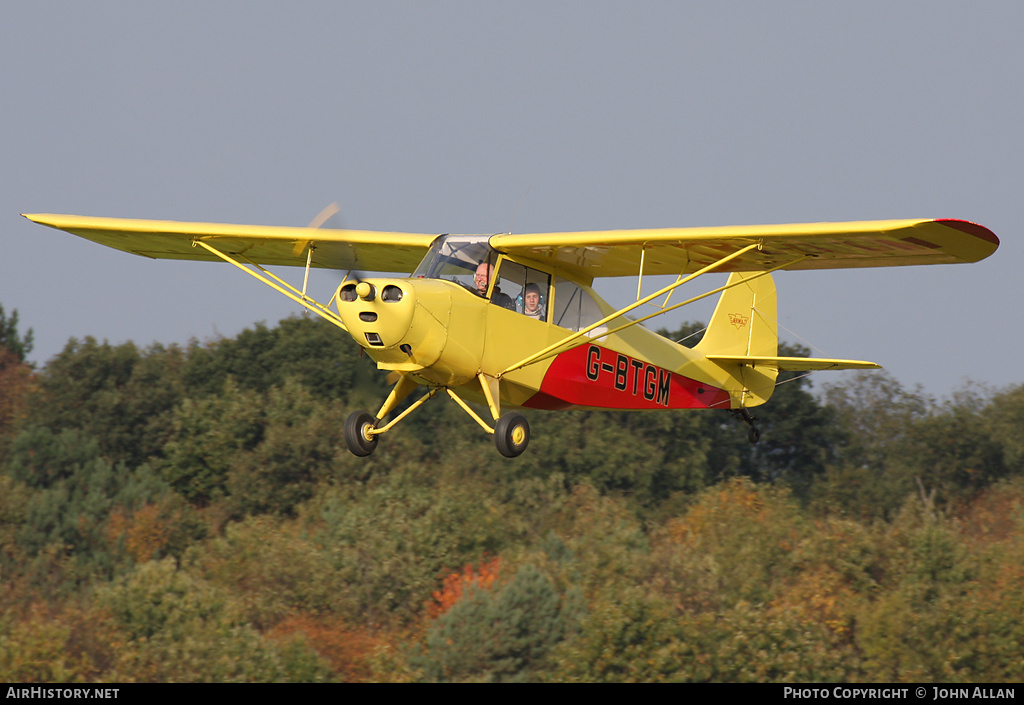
{"left": 523, "top": 343, "right": 730, "bottom": 410}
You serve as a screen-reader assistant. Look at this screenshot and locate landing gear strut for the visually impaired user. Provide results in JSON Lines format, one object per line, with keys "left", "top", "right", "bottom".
{"left": 342, "top": 373, "right": 530, "bottom": 458}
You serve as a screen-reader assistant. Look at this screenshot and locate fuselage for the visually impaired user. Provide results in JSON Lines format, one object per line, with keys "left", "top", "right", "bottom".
{"left": 334, "top": 235, "right": 739, "bottom": 411}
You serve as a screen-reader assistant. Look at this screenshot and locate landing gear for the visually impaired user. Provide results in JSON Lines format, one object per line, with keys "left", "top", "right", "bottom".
{"left": 344, "top": 410, "right": 379, "bottom": 457}
{"left": 345, "top": 373, "right": 530, "bottom": 458}
{"left": 731, "top": 408, "right": 761, "bottom": 445}
{"left": 494, "top": 412, "right": 530, "bottom": 458}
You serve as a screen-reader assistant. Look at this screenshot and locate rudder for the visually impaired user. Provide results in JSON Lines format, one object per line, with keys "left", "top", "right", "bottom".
{"left": 694, "top": 271, "right": 779, "bottom": 407}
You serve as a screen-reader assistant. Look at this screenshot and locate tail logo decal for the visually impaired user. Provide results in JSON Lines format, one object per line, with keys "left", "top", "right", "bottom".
{"left": 728, "top": 313, "right": 749, "bottom": 329}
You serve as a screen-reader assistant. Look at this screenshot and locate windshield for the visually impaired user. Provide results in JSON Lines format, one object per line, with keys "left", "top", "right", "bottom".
{"left": 412, "top": 235, "right": 498, "bottom": 292}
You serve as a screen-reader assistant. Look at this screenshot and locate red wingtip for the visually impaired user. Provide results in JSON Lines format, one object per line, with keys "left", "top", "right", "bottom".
{"left": 935, "top": 219, "right": 999, "bottom": 247}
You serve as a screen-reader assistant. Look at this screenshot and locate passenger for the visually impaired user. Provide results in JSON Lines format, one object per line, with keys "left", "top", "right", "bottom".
{"left": 521, "top": 282, "right": 545, "bottom": 320}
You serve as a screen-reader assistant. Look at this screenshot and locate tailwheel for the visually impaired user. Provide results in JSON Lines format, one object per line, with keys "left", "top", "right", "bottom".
{"left": 344, "top": 410, "right": 379, "bottom": 457}
{"left": 731, "top": 408, "right": 761, "bottom": 445}
{"left": 494, "top": 412, "right": 530, "bottom": 458}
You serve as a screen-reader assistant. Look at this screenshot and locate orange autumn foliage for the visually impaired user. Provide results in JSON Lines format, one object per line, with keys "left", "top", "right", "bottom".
{"left": 269, "top": 613, "right": 380, "bottom": 682}
{"left": 428, "top": 555, "right": 501, "bottom": 618}
{"left": 106, "top": 503, "right": 172, "bottom": 563}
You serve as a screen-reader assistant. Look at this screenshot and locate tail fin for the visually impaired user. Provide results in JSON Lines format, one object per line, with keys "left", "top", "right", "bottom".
{"left": 693, "top": 271, "right": 881, "bottom": 409}
{"left": 693, "top": 271, "right": 779, "bottom": 408}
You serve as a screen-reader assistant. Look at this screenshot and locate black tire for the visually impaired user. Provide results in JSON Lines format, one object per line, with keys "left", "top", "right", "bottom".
{"left": 494, "top": 412, "right": 530, "bottom": 458}
{"left": 345, "top": 410, "right": 379, "bottom": 457}
{"left": 748, "top": 426, "right": 761, "bottom": 445}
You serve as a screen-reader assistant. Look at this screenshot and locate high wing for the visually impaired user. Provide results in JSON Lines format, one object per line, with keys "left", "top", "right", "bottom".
{"left": 489, "top": 218, "right": 998, "bottom": 280}
{"left": 25, "top": 214, "right": 998, "bottom": 280}
{"left": 22, "top": 214, "right": 439, "bottom": 272}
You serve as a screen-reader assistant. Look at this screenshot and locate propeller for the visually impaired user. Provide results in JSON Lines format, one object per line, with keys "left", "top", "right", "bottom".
{"left": 308, "top": 201, "right": 367, "bottom": 289}
{"left": 307, "top": 202, "right": 341, "bottom": 229}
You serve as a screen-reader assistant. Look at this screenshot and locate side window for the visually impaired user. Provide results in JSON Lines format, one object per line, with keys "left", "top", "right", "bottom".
{"left": 552, "top": 277, "right": 605, "bottom": 333}
{"left": 553, "top": 277, "right": 582, "bottom": 330}
{"left": 496, "top": 260, "right": 550, "bottom": 321}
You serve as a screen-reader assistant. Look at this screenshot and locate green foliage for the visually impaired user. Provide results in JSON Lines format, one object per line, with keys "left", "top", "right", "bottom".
{"left": 159, "top": 378, "right": 263, "bottom": 504}
{"left": 652, "top": 480, "right": 807, "bottom": 611}
{"left": 0, "top": 474, "right": 32, "bottom": 571}
{"left": 658, "top": 320, "right": 706, "bottom": 348}
{"left": 19, "top": 466, "right": 174, "bottom": 587}
{"left": 663, "top": 324, "right": 840, "bottom": 499}
{"left": 99, "top": 557, "right": 333, "bottom": 682}
{"left": 542, "top": 483, "right": 652, "bottom": 593}
{"left": 0, "top": 602, "right": 118, "bottom": 682}
{"left": 672, "top": 601, "right": 858, "bottom": 682}
{"left": 0, "top": 307, "right": 36, "bottom": 460}
{"left": 223, "top": 379, "right": 348, "bottom": 517}
{"left": 304, "top": 465, "right": 529, "bottom": 627}
{"left": 416, "top": 562, "right": 582, "bottom": 682}
{"left": 513, "top": 408, "right": 711, "bottom": 509}
{"left": 986, "top": 384, "right": 1024, "bottom": 472}
{"left": 553, "top": 484, "right": 865, "bottom": 682}
{"left": 182, "top": 316, "right": 380, "bottom": 401}
{"left": 815, "top": 373, "right": 1011, "bottom": 519}
{"left": 3, "top": 313, "right": 1023, "bottom": 682}
{"left": 28, "top": 339, "right": 184, "bottom": 468}
{"left": 1, "top": 426, "right": 187, "bottom": 589}
{"left": 4, "top": 427, "right": 104, "bottom": 489}
{"left": 186, "top": 515, "right": 343, "bottom": 629}
{"left": 550, "top": 587, "right": 684, "bottom": 682}
{"left": 0, "top": 305, "right": 33, "bottom": 365}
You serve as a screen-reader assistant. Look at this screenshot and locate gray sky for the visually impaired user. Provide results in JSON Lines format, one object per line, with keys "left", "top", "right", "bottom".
{"left": 2, "top": 2, "right": 1020, "bottom": 399}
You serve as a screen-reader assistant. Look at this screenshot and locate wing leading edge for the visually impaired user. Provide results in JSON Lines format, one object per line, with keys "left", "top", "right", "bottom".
{"left": 23, "top": 213, "right": 439, "bottom": 273}
{"left": 489, "top": 218, "right": 998, "bottom": 280}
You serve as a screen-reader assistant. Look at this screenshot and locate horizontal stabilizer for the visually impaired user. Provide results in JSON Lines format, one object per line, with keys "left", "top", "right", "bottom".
{"left": 706, "top": 355, "right": 881, "bottom": 371}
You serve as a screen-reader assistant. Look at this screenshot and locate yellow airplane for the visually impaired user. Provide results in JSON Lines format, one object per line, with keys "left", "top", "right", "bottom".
{"left": 23, "top": 213, "right": 998, "bottom": 457}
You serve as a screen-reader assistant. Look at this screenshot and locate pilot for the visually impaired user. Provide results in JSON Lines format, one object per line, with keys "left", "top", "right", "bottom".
{"left": 521, "top": 282, "right": 545, "bottom": 320}
{"left": 474, "top": 262, "right": 515, "bottom": 311}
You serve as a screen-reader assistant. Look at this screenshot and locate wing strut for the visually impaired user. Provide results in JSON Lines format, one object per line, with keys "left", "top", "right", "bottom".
{"left": 191, "top": 239, "right": 348, "bottom": 332}
{"left": 500, "top": 244, "right": 809, "bottom": 376}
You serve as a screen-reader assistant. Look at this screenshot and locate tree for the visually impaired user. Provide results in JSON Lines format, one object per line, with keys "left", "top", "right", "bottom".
{"left": 27, "top": 339, "right": 185, "bottom": 469}
{"left": 182, "top": 316, "right": 380, "bottom": 401}
{"left": 0, "top": 350, "right": 34, "bottom": 456}
{"left": 662, "top": 322, "right": 840, "bottom": 499}
{"left": 985, "top": 383, "right": 1024, "bottom": 473}
{"left": 0, "top": 306, "right": 37, "bottom": 459}
{"left": 98, "top": 558, "right": 333, "bottom": 682}
{"left": 0, "top": 305, "right": 33, "bottom": 366}
{"left": 415, "top": 563, "right": 581, "bottom": 682}
{"left": 159, "top": 378, "right": 263, "bottom": 505}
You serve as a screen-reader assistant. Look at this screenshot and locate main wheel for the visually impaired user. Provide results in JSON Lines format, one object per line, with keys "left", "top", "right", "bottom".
{"left": 494, "top": 412, "right": 530, "bottom": 458}
{"left": 344, "top": 410, "right": 379, "bottom": 457}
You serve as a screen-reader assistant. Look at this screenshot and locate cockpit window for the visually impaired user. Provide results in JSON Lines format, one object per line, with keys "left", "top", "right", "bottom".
{"left": 413, "top": 235, "right": 498, "bottom": 293}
